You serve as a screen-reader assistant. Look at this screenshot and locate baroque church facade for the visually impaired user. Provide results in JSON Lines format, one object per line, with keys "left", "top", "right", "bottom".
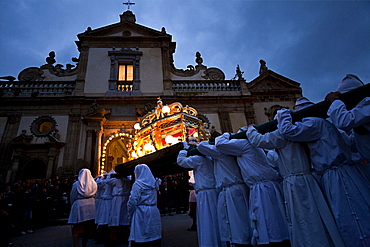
{"left": 0, "top": 10, "right": 302, "bottom": 183}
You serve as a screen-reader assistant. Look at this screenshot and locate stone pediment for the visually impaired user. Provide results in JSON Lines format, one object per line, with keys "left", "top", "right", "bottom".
{"left": 247, "top": 70, "right": 301, "bottom": 93}
{"left": 77, "top": 11, "right": 170, "bottom": 39}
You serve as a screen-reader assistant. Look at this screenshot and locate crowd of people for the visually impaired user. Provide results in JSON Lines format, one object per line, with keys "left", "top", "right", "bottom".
{"left": 0, "top": 168, "right": 191, "bottom": 247}
{"left": 177, "top": 74, "right": 370, "bottom": 247}
{"left": 0, "top": 176, "right": 75, "bottom": 246}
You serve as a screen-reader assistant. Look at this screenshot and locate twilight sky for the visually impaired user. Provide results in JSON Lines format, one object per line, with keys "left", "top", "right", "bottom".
{"left": 0, "top": 0, "right": 369, "bottom": 103}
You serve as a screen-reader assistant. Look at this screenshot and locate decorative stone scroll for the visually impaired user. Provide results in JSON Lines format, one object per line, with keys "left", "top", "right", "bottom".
{"left": 202, "top": 68, "right": 225, "bottom": 80}
{"left": 18, "top": 67, "right": 45, "bottom": 81}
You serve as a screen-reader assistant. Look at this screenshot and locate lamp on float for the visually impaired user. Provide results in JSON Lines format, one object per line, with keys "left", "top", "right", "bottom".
{"left": 162, "top": 105, "right": 170, "bottom": 115}
{"left": 134, "top": 123, "right": 141, "bottom": 130}
{"left": 144, "top": 143, "right": 155, "bottom": 153}
{"left": 165, "top": 135, "right": 179, "bottom": 144}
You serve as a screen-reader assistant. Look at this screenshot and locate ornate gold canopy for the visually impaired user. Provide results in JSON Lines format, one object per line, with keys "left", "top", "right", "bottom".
{"left": 129, "top": 98, "right": 210, "bottom": 159}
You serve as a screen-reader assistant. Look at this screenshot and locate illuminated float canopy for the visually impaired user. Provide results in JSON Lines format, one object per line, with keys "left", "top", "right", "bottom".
{"left": 130, "top": 97, "right": 210, "bottom": 159}
{"left": 116, "top": 98, "right": 210, "bottom": 176}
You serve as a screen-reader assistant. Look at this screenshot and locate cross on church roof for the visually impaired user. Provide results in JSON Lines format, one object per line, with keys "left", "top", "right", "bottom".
{"left": 123, "top": 0, "right": 135, "bottom": 10}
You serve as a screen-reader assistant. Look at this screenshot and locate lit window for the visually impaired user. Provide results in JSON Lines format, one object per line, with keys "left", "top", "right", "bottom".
{"left": 30, "top": 116, "right": 57, "bottom": 137}
{"left": 118, "top": 64, "right": 134, "bottom": 81}
{"left": 38, "top": 121, "right": 53, "bottom": 134}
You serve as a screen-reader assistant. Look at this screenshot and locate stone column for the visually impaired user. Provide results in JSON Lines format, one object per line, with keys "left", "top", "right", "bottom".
{"left": 0, "top": 113, "right": 21, "bottom": 182}
{"left": 132, "top": 56, "right": 142, "bottom": 96}
{"left": 85, "top": 129, "right": 94, "bottom": 166}
{"left": 218, "top": 111, "right": 233, "bottom": 133}
{"left": 46, "top": 145, "right": 61, "bottom": 179}
{"left": 46, "top": 154, "right": 56, "bottom": 179}
{"left": 92, "top": 128, "right": 102, "bottom": 177}
{"left": 63, "top": 114, "right": 81, "bottom": 176}
{"left": 74, "top": 46, "right": 89, "bottom": 96}
{"left": 161, "top": 42, "right": 173, "bottom": 96}
{"left": 10, "top": 155, "right": 20, "bottom": 182}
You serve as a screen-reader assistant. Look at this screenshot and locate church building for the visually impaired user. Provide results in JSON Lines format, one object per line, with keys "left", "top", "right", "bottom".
{"left": 0, "top": 10, "right": 302, "bottom": 183}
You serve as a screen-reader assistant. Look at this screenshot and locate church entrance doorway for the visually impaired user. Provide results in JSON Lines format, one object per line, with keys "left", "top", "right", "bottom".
{"left": 21, "top": 158, "right": 47, "bottom": 184}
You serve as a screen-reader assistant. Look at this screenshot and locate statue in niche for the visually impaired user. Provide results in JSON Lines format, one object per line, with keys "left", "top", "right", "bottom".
{"left": 259, "top": 59, "right": 268, "bottom": 75}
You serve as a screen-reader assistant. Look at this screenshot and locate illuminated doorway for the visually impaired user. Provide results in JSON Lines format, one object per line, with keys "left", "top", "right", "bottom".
{"left": 101, "top": 132, "right": 132, "bottom": 174}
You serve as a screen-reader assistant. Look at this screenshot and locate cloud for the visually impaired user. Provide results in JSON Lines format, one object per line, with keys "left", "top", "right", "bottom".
{"left": 0, "top": 0, "right": 369, "bottom": 103}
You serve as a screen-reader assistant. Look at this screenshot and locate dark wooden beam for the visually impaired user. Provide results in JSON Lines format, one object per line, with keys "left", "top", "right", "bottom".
{"left": 115, "top": 142, "right": 189, "bottom": 177}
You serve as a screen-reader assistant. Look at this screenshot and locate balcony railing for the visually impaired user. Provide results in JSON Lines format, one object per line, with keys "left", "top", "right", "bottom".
{"left": 117, "top": 81, "right": 133, "bottom": 92}
{"left": 172, "top": 80, "right": 241, "bottom": 92}
{"left": 0, "top": 81, "right": 75, "bottom": 97}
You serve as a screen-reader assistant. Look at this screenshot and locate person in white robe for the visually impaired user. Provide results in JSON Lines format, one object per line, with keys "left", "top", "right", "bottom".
{"left": 276, "top": 96, "right": 370, "bottom": 247}
{"left": 127, "top": 164, "right": 162, "bottom": 246}
{"left": 94, "top": 175, "right": 104, "bottom": 225}
{"left": 246, "top": 126, "right": 346, "bottom": 247}
{"left": 107, "top": 175, "right": 131, "bottom": 227}
{"left": 177, "top": 138, "right": 223, "bottom": 247}
{"left": 265, "top": 149, "right": 279, "bottom": 170}
{"left": 68, "top": 168, "right": 97, "bottom": 247}
{"left": 95, "top": 172, "right": 113, "bottom": 244}
{"left": 325, "top": 74, "right": 370, "bottom": 180}
{"left": 94, "top": 174, "right": 106, "bottom": 244}
{"left": 216, "top": 131, "right": 289, "bottom": 246}
{"left": 106, "top": 174, "right": 131, "bottom": 243}
{"left": 197, "top": 139, "right": 251, "bottom": 246}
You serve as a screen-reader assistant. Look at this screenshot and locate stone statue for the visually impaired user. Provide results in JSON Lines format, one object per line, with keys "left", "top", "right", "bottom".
{"left": 234, "top": 64, "right": 244, "bottom": 80}
{"left": 195, "top": 52, "right": 203, "bottom": 65}
{"left": 259, "top": 59, "right": 268, "bottom": 75}
{"left": 46, "top": 51, "right": 56, "bottom": 65}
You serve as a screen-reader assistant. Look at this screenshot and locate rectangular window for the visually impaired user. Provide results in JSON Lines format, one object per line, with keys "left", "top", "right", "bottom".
{"left": 118, "top": 64, "right": 134, "bottom": 81}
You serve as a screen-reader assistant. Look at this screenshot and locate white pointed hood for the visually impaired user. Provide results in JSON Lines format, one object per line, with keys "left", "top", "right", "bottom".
{"left": 77, "top": 168, "right": 97, "bottom": 197}
{"left": 134, "top": 164, "right": 156, "bottom": 190}
{"left": 337, "top": 74, "right": 364, "bottom": 93}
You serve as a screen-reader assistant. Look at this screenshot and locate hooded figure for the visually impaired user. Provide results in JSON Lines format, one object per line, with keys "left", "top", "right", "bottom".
{"left": 68, "top": 169, "right": 97, "bottom": 224}
{"left": 197, "top": 139, "right": 252, "bottom": 246}
{"left": 216, "top": 131, "right": 289, "bottom": 246}
{"left": 336, "top": 74, "right": 364, "bottom": 93}
{"left": 68, "top": 168, "right": 97, "bottom": 247}
{"left": 246, "top": 125, "right": 346, "bottom": 247}
{"left": 277, "top": 94, "right": 370, "bottom": 247}
{"left": 293, "top": 96, "right": 314, "bottom": 111}
{"left": 326, "top": 74, "right": 370, "bottom": 162}
{"left": 127, "top": 164, "right": 162, "bottom": 246}
{"left": 177, "top": 139, "right": 223, "bottom": 247}
{"left": 107, "top": 174, "right": 131, "bottom": 227}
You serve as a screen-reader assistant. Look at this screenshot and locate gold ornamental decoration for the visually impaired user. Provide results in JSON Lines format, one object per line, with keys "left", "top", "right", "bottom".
{"left": 129, "top": 98, "right": 210, "bottom": 159}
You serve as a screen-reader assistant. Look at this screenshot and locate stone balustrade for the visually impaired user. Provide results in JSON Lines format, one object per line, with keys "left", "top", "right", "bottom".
{"left": 172, "top": 80, "right": 241, "bottom": 92}
{"left": 0, "top": 81, "right": 76, "bottom": 97}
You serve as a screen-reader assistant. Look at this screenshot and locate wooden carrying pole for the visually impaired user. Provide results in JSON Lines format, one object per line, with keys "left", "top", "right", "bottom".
{"left": 231, "top": 83, "right": 370, "bottom": 138}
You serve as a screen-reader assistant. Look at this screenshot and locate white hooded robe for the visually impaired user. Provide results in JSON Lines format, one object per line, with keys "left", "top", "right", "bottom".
{"left": 216, "top": 132, "right": 289, "bottom": 245}
{"left": 127, "top": 164, "right": 162, "bottom": 243}
{"left": 277, "top": 109, "right": 370, "bottom": 247}
{"left": 197, "top": 140, "right": 251, "bottom": 245}
{"left": 177, "top": 149, "right": 223, "bottom": 247}
{"left": 247, "top": 126, "right": 345, "bottom": 247}
{"left": 68, "top": 169, "right": 97, "bottom": 224}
